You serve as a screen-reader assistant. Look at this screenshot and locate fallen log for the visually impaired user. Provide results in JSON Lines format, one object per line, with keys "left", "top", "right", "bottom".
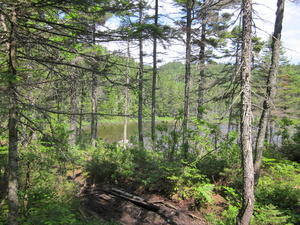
{"left": 188, "top": 213, "right": 203, "bottom": 221}
{"left": 112, "top": 188, "right": 145, "bottom": 202}
{"left": 95, "top": 193, "right": 113, "bottom": 201}
{"left": 105, "top": 189, "right": 160, "bottom": 212}
{"left": 151, "top": 200, "right": 177, "bottom": 210}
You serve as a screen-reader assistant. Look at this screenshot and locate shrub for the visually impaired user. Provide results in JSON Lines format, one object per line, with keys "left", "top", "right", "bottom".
{"left": 256, "top": 158, "right": 300, "bottom": 224}
{"left": 280, "top": 125, "right": 300, "bottom": 162}
{"left": 85, "top": 143, "right": 135, "bottom": 185}
{"left": 19, "top": 203, "right": 80, "bottom": 225}
{"left": 167, "top": 161, "right": 214, "bottom": 206}
{"left": 252, "top": 204, "right": 292, "bottom": 225}
{"left": 18, "top": 179, "right": 82, "bottom": 225}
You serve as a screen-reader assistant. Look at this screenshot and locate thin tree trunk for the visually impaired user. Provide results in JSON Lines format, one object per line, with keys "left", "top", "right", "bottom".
{"left": 227, "top": 84, "right": 237, "bottom": 136}
{"left": 182, "top": 0, "right": 193, "bottom": 158}
{"left": 151, "top": 0, "right": 158, "bottom": 141}
{"left": 124, "top": 40, "right": 130, "bottom": 146}
{"left": 197, "top": 2, "right": 206, "bottom": 121}
{"left": 254, "top": 0, "right": 285, "bottom": 186}
{"left": 91, "top": 73, "right": 98, "bottom": 147}
{"left": 269, "top": 119, "right": 275, "bottom": 145}
{"left": 227, "top": 19, "right": 241, "bottom": 138}
{"left": 8, "top": 90, "right": 19, "bottom": 225}
{"left": 78, "top": 85, "right": 85, "bottom": 143}
{"left": 23, "top": 161, "right": 30, "bottom": 215}
{"left": 7, "top": 7, "right": 19, "bottom": 225}
{"left": 138, "top": 4, "right": 144, "bottom": 147}
{"left": 69, "top": 69, "right": 78, "bottom": 147}
{"left": 22, "top": 45, "right": 37, "bottom": 215}
{"left": 236, "top": 0, "right": 255, "bottom": 224}
{"left": 90, "top": 24, "right": 98, "bottom": 147}
{"left": 55, "top": 83, "right": 61, "bottom": 122}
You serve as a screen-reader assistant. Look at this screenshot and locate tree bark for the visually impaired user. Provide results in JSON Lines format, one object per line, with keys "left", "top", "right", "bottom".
{"left": 91, "top": 73, "right": 98, "bottom": 147}
{"left": 69, "top": 68, "right": 78, "bottom": 147}
{"left": 78, "top": 85, "right": 85, "bottom": 143}
{"left": 236, "top": 0, "right": 255, "bottom": 224}
{"left": 182, "top": 0, "right": 193, "bottom": 158}
{"left": 7, "top": 7, "right": 19, "bottom": 225}
{"left": 123, "top": 40, "right": 130, "bottom": 146}
{"left": 151, "top": 0, "right": 158, "bottom": 141}
{"left": 197, "top": 2, "right": 206, "bottom": 121}
{"left": 254, "top": 0, "right": 285, "bottom": 186}
{"left": 90, "top": 19, "right": 98, "bottom": 148}
{"left": 8, "top": 89, "right": 19, "bottom": 225}
{"left": 227, "top": 18, "right": 241, "bottom": 138}
{"left": 138, "top": 3, "right": 144, "bottom": 147}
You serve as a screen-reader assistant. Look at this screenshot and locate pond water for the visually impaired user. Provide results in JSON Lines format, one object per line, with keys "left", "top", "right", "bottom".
{"left": 96, "top": 121, "right": 282, "bottom": 146}
{"left": 97, "top": 121, "right": 173, "bottom": 143}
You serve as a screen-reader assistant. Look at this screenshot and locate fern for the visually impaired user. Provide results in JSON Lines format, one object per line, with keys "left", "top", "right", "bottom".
{"left": 194, "top": 183, "right": 214, "bottom": 204}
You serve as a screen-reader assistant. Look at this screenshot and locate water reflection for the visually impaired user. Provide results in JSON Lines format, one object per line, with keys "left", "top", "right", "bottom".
{"left": 96, "top": 121, "right": 282, "bottom": 146}
{"left": 97, "top": 121, "right": 171, "bottom": 143}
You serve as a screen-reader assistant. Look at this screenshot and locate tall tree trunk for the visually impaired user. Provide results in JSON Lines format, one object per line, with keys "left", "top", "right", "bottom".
{"left": 182, "top": 0, "right": 193, "bottom": 158}
{"left": 124, "top": 40, "right": 130, "bottom": 146}
{"left": 197, "top": 15, "right": 206, "bottom": 121}
{"left": 236, "top": 0, "right": 255, "bottom": 224}
{"left": 22, "top": 45, "right": 37, "bottom": 215}
{"left": 90, "top": 23, "right": 98, "bottom": 147}
{"left": 91, "top": 73, "right": 98, "bottom": 147}
{"left": 269, "top": 119, "right": 275, "bottom": 145}
{"left": 227, "top": 83, "right": 238, "bottom": 136}
{"left": 227, "top": 18, "right": 241, "bottom": 138}
{"left": 151, "top": 0, "right": 158, "bottom": 141}
{"left": 8, "top": 88, "right": 19, "bottom": 225}
{"left": 254, "top": 0, "right": 285, "bottom": 185}
{"left": 69, "top": 69, "right": 78, "bottom": 147}
{"left": 78, "top": 85, "right": 85, "bottom": 143}
{"left": 7, "top": 7, "right": 19, "bottom": 225}
{"left": 138, "top": 4, "right": 144, "bottom": 147}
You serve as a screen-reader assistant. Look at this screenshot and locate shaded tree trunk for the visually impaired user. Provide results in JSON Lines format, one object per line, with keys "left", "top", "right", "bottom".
{"left": 236, "top": 0, "right": 255, "bottom": 224}
{"left": 254, "top": 0, "right": 285, "bottom": 185}
{"left": 91, "top": 73, "right": 98, "bottom": 147}
{"left": 182, "top": 0, "right": 193, "bottom": 158}
{"left": 227, "top": 20, "right": 241, "bottom": 138}
{"left": 7, "top": 7, "right": 19, "bottom": 225}
{"left": 78, "top": 85, "right": 85, "bottom": 143}
{"left": 22, "top": 45, "right": 37, "bottom": 215}
{"left": 268, "top": 119, "right": 275, "bottom": 145}
{"left": 8, "top": 88, "right": 19, "bottom": 225}
{"left": 151, "top": 0, "right": 158, "bottom": 141}
{"left": 138, "top": 3, "right": 144, "bottom": 147}
{"left": 197, "top": 0, "right": 206, "bottom": 121}
{"left": 124, "top": 40, "right": 130, "bottom": 146}
{"left": 69, "top": 68, "right": 78, "bottom": 147}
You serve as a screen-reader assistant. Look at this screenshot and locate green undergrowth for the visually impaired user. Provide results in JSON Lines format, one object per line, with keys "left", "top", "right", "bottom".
{"left": 85, "top": 142, "right": 216, "bottom": 207}
{"left": 1, "top": 119, "right": 300, "bottom": 224}
{"left": 207, "top": 158, "right": 300, "bottom": 224}
{"left": 85, "top": 121, "right": 300, "bottom": 224}
{"left": 85, "top": 120, "right": 236, "bottom": 207}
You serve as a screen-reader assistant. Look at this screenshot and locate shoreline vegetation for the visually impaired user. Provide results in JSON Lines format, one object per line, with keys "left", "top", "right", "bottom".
{"left": 1, "top": 0, "right": 299, "bottom": 224}
{"left": 98, "top": 117, "right": 175, "bottom": 124}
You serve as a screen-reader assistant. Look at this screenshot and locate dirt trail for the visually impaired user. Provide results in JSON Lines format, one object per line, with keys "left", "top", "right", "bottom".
{"left": 79, "top": 184, "right": 208, "bottom": 225}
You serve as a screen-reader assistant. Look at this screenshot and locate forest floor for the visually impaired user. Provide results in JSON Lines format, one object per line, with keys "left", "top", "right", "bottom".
{"left": 78, "top": 182, "right": 226, "bottom": 225}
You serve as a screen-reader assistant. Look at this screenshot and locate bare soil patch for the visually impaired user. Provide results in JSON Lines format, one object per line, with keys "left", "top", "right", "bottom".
{"left": 79, "top": 184, "right": 209, "bottom": 225}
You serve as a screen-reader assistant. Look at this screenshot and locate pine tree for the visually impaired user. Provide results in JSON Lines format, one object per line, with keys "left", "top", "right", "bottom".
{"left": 236, "top": 0, "right": 255, "bottom": 224}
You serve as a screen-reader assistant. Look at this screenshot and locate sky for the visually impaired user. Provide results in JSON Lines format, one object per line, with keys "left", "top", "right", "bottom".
{"left": 103, "top": 0, "right": 300, "bottom": 65}
{"left": 253, "top": 0, "right": 300, "bottom": 64}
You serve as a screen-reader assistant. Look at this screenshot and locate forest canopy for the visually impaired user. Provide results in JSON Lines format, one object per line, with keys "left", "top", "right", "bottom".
{"left": 0, "top": 0, "right": 299, "bottom": 224}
